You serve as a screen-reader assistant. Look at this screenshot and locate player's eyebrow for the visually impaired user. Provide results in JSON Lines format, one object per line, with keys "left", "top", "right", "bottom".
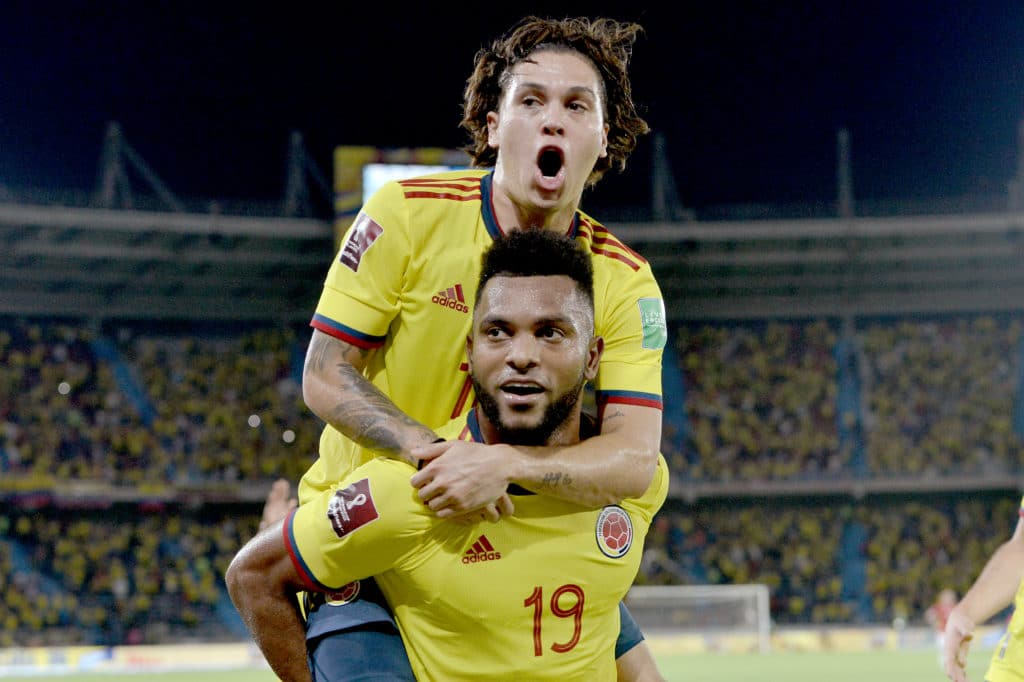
{"left": 478, "top": 314, "right": 577, "bottom": 331}
{"left": 533, "top": 315, "right": 575, "bottom": 330}
{"left": 514, "top": 81, "right": 598, "bottom": 100}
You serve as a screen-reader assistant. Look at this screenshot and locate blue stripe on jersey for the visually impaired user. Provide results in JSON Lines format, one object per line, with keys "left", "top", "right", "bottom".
{"left": 567, "top": 212, "right": 580, "bottom": 239}
{"left": 465, "top": 408, "right": 484, "bottom": 443}
{"left": 597, "top": 389, "right": 663, "bottom": 410}
{"left": 479, "top": 172, "right": 503, "bottom": 240}
{"left": 311, "top": 314, "right": 386, "bottom": 347}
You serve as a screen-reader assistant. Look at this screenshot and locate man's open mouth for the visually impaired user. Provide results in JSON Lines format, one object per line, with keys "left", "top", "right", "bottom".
{"left": 538, "top": 148, "right": 564, "bottom": 178}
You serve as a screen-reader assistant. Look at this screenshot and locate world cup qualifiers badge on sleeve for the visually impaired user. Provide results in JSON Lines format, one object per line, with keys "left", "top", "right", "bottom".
{"left": 340, "top": 213, "right": 383, "bottom": 272}
{"left": 637, "top": 298, "right": 667, "bottom": 350}
{"left": 328, "top": 478, "right": 379, "bottom": 538}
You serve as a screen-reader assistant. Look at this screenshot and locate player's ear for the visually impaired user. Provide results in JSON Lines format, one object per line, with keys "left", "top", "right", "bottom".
{"left": 486, "top": 111, "right": 500, "bottom": 149}
{"left": 465, "top": 335, "right": 475, "bottom": 373}
{"left": 598, "top": 123, "right": 609, "bottom": 159}
{"left": 584, "top": 336, "right": 603, "bottom": 382}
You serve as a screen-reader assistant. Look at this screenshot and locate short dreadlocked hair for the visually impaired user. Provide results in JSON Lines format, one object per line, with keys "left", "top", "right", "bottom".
{"left": 460, "top": 16, "right": 650, "bottom": 188}
{"left": 476, "top": 229, "right": 594, "bottom": 310}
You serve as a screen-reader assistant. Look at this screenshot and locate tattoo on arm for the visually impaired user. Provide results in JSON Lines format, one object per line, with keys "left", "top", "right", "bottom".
{"left": 540, "top": 472, "right": 573, "bottom": 489}
{"left": 307, "top": 333, "right": 370, "bottom": 373}
{"left": 312, "top": 335, "right": 431, "bottom": 464}
{"left": 601, "top": 408, "right": 626, "bottom": 426}
{"left": 330, "top": 364, "right": 427, "bottom": 460}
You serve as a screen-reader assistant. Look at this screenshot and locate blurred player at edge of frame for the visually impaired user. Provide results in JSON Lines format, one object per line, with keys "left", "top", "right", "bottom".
{"left": 943, "top": 499, "right": 1024, "bottom": 682}
{"left": 925, "top": 588, "right": 956, "bottom": 668}
{"left": 227, "top": 229, "right": 669, "bottom": 681}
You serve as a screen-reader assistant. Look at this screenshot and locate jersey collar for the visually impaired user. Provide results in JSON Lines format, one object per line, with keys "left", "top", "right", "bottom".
{"left": 480, "top": 171, "right": 581, "bottom": 241}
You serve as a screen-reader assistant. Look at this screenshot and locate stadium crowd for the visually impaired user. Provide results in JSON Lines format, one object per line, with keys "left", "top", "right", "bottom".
{"left": 859, "top": 496, "right": 1018, "bottom": 625}
{"left": 638, "top": 501, "right": 852, "bottom": 624}
{"left": 0, "top": 320, "right": 137, "bottom": 480}
{"left": 123, "top": 325, "right": 321, "bottom": 483}
{"left": 670, "top": 319, "right": 847, "bottom": 481}
{"left": 858, "top": 316, "right": 1024, "bottom": 476}
{"left": 0, "top": 319, "right": 322, "bottom": 485}
{"left": 0, "top": 504, "right": 261, "bottom": 646}
{"left": 2, "top": 313, "right": 1024, "bottom": 643}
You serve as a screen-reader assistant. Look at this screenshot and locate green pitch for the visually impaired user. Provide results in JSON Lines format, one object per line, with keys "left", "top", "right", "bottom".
{"left": 2, "top": 647, "right": 992, "bottom": 681}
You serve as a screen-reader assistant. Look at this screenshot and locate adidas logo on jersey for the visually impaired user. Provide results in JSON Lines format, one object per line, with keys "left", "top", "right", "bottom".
{"left": 462, "top": 534, "right": 502, "bottom": 564}
{"left": 432, "top": 283, "right": 469, "bottom": 313}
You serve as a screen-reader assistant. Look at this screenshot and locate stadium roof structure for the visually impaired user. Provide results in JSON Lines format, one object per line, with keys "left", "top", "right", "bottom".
{"left": 621, "top": 209, "right": 1024, "bottom": 322}
{"left": 620, "top": 122, "right": 1024, "bottom": 322}
{"left": 0, "top": 201, "right": 334, "bottom": 322}
{"left": 3, "top": 123, "right": 1024, "bottom": 324}
{"left": 5, "top": 199, "right": 1024, "bottom": 324}
{"left": 0, "top": 123, "right": 335, "bottom": 323}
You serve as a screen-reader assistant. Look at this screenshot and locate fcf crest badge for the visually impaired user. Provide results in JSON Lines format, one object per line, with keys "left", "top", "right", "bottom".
{"left": 595, "top": 505, "right": 633, "bottom": 558}
{"left": 326, "top": 580, "right": 361, "bottom": 606}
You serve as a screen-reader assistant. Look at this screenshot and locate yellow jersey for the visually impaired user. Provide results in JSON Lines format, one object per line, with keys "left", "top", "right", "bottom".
{"left": 300, "top": 169, "right": 666, "bottom": 504}
{"left": 286, "top": 408, "right": 669, "bottom": 681}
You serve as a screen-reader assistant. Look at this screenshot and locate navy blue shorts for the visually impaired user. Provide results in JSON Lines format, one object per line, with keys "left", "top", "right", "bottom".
{"left": 303, "top": 578, "right": 642, "bottom": 679}
{"left": 304, "top": 578, "right": 414, "bottom": 682}
{"left": 616, "top": 600, "right": 645, "bottom": 658}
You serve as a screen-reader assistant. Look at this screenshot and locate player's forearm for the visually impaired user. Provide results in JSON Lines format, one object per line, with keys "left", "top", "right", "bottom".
{"left": 309, "top": 364, "right": 437, "bottom": 463}
{"left": 509, "top": 431, "right": 658, "bottom": 507}
{"left": 302, "top": 332, "right": 437, "bottom": 463}
{"left": 616, "top": 641, "right": 666, "bottom": 682}
{"left": 956, "top": 540, "right": 1024, "bottom": 626}
{"left": 508, "top": 404, "right": 661, "bottom": 506}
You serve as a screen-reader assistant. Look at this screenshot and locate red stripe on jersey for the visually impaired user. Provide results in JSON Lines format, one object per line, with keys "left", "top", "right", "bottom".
{"left": 398, "top": 182, "right": 481, "bottom": 192}
{"left": 282, "top": 510, "right": 321, "bottom": 594}
{"left": 591, "top": 229, "right": 646, "bottom": 264}
{"left": 602, "top": 395, "right": 664, "bottom": 410}
{"left": 399, "top": 176, "right": 482, "bottom": 187}
{"left": 458, "top": 423, "right": 473, "bottom": 441}
{"left": 402, "top": 191, "right": 483, "bottom": 202}
{"left": 590, "top": 245, "right": 642, "bottom": 271}
{"left": 455, "top": 283, "right": 465, "bottom": 302}
{"left": 478, "top": 536, "right": 495, "bottom": 552}
{"left": 579, "top": 218, "right": 648, "bottom": 266}
{"left": 451, "top": 371, "right": 474, "bottom": 420}
{"left": 310, "top": 320, "right": 385, "bottom": 350}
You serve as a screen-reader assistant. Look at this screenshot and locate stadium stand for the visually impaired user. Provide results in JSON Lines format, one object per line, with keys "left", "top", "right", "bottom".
{"left": 3, "top": 125, "right": 1024, "bottom": 647}
{"left": 3, "top": 310, "right": 1024, "bottom": 642}
{"left": 671, "top": 319, "right": 846, "bottom": 481}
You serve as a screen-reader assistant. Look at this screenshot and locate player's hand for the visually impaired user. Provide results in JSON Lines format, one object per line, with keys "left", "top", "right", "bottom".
{"left": 943, "top": 608, "right": 975, "bottom": 682}
{"left": 444, "top": 494, "right": 516, "bottom": 525}
{"left": 409, "top": 441, "right": 515, "bottom": 519}
{"left": 259, "top": 478, "right": 297, "bottom": 531}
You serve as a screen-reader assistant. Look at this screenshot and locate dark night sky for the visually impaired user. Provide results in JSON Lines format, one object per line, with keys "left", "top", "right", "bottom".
{"left": 2, "top": 2, "right": 1022, "bottom": 211}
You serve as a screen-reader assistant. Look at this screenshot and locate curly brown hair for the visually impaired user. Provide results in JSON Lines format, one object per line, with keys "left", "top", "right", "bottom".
{"left": 460, "top": 16, "right": 650, "bottom": 188}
